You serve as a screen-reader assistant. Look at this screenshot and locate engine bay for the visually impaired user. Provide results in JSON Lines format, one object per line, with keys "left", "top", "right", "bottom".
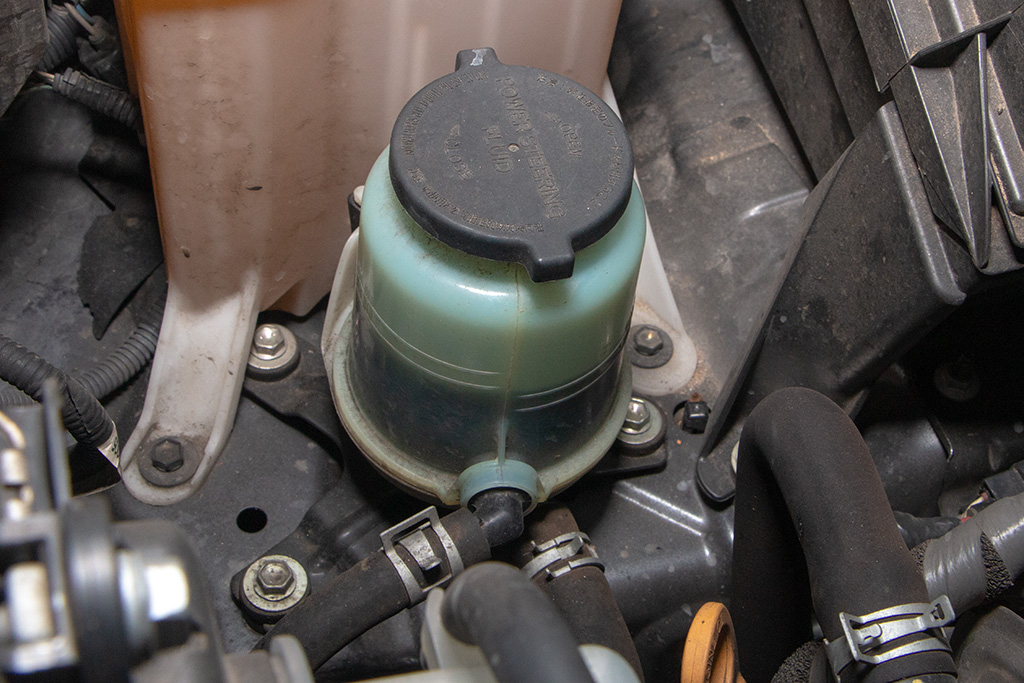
{"left": 3, "top": 0, "right": 1024, "bottom": 682}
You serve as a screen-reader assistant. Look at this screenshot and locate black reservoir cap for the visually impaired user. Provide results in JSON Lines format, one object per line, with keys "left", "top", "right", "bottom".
{"left": 389, "top": 48, "right": 634, "bottom": 282}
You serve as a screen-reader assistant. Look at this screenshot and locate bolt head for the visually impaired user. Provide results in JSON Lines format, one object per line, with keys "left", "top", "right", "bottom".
{"left": 252, "top": 324, "right": 286, "bottom": 359}
{"left": 633, "top": 327, "right": 664, "bottom": 356}
{"left": 622, "top": 398, "right": 652, "bottom": 433}
{"left": 256, "top": 560, "right": 295, "bottom": 596}
{"left": 151, "top": 438, "right": 184, "bottom": 473}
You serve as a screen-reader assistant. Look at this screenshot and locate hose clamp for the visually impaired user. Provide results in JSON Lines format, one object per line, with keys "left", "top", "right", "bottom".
{"left": 824, "top": 595, "right": 955, "bottom": 680}
{"left": 522, "top": 531, "right": 604, "bottom": 582}
{"left": 380, "top": 507, "right": 464, "bottom": 605}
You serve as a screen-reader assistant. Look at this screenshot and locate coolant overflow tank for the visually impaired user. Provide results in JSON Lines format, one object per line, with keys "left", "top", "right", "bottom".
{"left": 322, "top": 48, "right": 645, "bottom": 509}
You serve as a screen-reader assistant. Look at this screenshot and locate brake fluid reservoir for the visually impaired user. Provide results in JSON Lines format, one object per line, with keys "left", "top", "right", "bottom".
{"left": 323, "top": 48, "right": 645, "bottom": 508}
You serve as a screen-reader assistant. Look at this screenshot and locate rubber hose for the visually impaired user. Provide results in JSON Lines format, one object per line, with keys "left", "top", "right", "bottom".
{"left": 470, "top": 488, "right": 526, "bottom": 547}
{"left": 893, "top": 511, "right": 960, "bottom": 549}
{"left": 38, "top": 5, "right": 83, "bottom": 72}
{"left": 919, "top": 492, "right": 1024, "bottom": 612}
{"left": 78, "top": 297, "right": 164, "bottom": 401}
{"left": 258, "top": 507, "right": 490, "bottom": 669}
{"left": 441, "top": 562, "right": 596, "bottom": 683}
{"left": 52, "top": 69, "right": 142, "bottom": 131}
{"left": 0, "top": 335, "right": 113, "bottom": 448}
{"left": 509, "top": 504, "right": 644, "bottom": 680}
{"left": 732, "top": 387, "right": 956, "bottom": 683}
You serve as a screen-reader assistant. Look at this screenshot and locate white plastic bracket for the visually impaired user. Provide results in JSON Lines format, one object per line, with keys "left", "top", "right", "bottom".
{"left": 119, "top": 279, "right": 258, "bottom": 505}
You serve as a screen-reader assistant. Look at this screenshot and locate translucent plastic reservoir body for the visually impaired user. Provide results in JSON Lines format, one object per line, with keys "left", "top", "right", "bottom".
{"left": 324, "top": 51, "right": 646, "bottom": 506}
{"left": 329, "top": 155, "right": 645, "bottom": 506}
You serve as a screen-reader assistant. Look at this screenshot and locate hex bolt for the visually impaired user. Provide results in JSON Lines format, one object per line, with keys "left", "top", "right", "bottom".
{"left": 256, "top": 559, "right": 295, "bottom": 598}
{"left": 252, "top": 324, "right": 286, "bottom": 360}
{"left": 622, "top": 398, "right": 652, "bottom": 434}
{"left": 242, "top": 555, "right": 308, "bottom": 613}
{"left": 150, "top": 438, "right": 184, "bottom": 473}
{"left": 247, "top": 324, "right": 299, "bottom": 378}
{"left": 616, "top": 397, "right": 665, "bottom": 453}
{"left": 633, "top": 327, "right": 665, "bottom": 356}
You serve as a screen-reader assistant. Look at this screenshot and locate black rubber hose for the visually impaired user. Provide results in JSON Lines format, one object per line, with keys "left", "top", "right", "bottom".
{"left": 509, "top": 504, "right": 644, "bottom": 680}
{"left": 470, "top": 488, "right": 526, "bottom": 547}
{"left": 78, "top": 297, "right": 164, "bottom": 401}
{"left": 38, "top": 5, "right": 84, "bottom": 72}
{"left": 262, "top": 548, "right": 407, "bottom": 670}
{"left": 441, "top": 562, "right": 596, "bottom": 683}
{"left": 51, "top": 68, "right": 142, "bottom": 132}
{"left": 893, "top": 511, "right": 960, "bottom": 549}
{"left": 258, "top": 507, "right": 491, "bottom": 669}
{"left": 0, "top": 335, "right": 113, "bottom": 448}
{"left": 731, "top": 387, "right": 956, "bottom": 683}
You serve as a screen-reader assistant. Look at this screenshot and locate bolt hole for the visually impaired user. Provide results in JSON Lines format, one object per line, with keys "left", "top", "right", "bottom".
{"left": 236, "top": 507, "right": 268, "bottom": 533}
{"left": 508, "top": 143, "right": 519, "bottom": 152}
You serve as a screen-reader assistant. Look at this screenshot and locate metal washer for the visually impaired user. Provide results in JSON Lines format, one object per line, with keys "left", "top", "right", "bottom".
{"left": 242, "top": 555, "right": 309, "bottom": 614}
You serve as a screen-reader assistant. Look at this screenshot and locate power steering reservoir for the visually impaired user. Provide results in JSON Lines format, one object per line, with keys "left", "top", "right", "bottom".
{"left": 322, "top": 48, "right": 645, "bottom": 509}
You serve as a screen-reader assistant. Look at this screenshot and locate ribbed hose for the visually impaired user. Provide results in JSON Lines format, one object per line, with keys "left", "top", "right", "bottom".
{"left": 38, "top": 5, "right": 83, "bottom": 72}
{"left": 732, "top": 387, "right": 956, "bottom": 683}
{"left": 0, "top": 382, "right": 34, "bottom": 408}
{"left": 0, "top": 296, "right": 164, "bottom": 408}
{"left": 918, "top": 492, "right": 1024, "bottom": 612}
{"left": 0, "top": 335, "right": 113, "bottom": 448}
{"left": 78, "top": 297, "right": 163, "bottom": 401}
{"left": 52, "top": 69, "right": 142, "bottom": 132}
{"left": 441, "top": 562, "right": 597, "bottom": 683}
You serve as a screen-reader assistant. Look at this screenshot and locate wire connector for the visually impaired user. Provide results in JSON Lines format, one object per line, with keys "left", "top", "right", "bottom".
{"left": 824, "top": 595, "right": 955, "bottom": 680}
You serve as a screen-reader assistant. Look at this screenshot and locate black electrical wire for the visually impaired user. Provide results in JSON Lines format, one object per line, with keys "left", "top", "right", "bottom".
{"left": 49, "top": 68, "right": 142, "bottom": 131}
{"left": 38, "top": 4, "right": 85, "bottom": 72}
{"left": 0, "top": 335, "right": 113, "bottom": 449}
{"left": 77, "top": 296, "right": 164, "bottom": 401}
{"left": 0, "top": 294, "right": 165, "bottom": 409}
